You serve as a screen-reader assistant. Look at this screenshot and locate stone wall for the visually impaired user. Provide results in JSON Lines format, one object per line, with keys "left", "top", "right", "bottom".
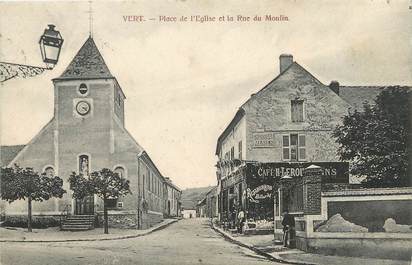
{"left": 302, "top": 237, "right": 412, "bottom": 261}
{"left": 243, "top": 63, "right": 351, "bottom": 163}
{"left": 96, "top": 212, "right": 138, "bottom": 229}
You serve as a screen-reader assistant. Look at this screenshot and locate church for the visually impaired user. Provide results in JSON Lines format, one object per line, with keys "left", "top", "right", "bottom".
{"left": 0, "top": 36, "right": 181, "bottom": 229}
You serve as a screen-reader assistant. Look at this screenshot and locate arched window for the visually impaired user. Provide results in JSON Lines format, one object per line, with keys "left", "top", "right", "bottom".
{"left": 114, "top": 166, "right": 126, "bottom": 179}
{"left": 44, "top": 166, "right": 55, "bottom": 177}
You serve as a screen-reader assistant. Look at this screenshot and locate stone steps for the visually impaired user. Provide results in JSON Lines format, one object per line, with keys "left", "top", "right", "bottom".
{"left": 61, "top": 215, "right": 95, "bottom": 231}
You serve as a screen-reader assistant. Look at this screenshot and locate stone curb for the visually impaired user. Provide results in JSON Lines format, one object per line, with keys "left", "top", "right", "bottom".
{"left": 211, "top": 223, "right": 317, "bottom": 265}
{"left": 0, "top": 219, "right": 178, "bottom": 243}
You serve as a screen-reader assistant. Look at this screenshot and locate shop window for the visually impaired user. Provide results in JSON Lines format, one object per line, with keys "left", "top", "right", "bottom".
{"left": 291, "top": 100, "right": 304, "bottom": 122}
{"left": 238, "top": 141, "right": 242, "bottom": 160}
{"left": 282, "top": 134, "right": 306, "bottom": 161}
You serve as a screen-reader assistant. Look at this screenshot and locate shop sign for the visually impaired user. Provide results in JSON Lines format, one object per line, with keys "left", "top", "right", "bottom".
{"left": 247, "top": 162, "right": 349, "bottom": 183}
{"left": 252, "top": 132, "right": 275, "bottom": 148}
{"left": 221, "top": 171, "right": 243, "bottom": 189}
{"left": 247, "top": 184, "right": 272, "bottom": 203}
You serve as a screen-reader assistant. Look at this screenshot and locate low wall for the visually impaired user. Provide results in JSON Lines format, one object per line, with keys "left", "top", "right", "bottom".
{"left": 3, "top": 214, "right": 61, "bottom": 228}
{"left": 301, "top": 235, "right": 412, "bottom": 261}
{"left": 322, "top": 188, "right": 412, "bottom": 232}
{"left": 96, "top": 211, "right": 138, "bottom": 229}
{"left": 276, "top": 188, "right": 412, "bottom": 260}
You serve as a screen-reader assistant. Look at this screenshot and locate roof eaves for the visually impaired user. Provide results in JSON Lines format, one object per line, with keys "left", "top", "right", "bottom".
{"left": 138, "top": 151, "right": 166, "bottom": 182}
{"left": 239, "top": 61, "right": 297, "bottom": 109}
{"left": 215, "top": 108, "right": 246, "bottom": 155}
{"left": 52, "top": 76, "right": 115, "bottom": 81}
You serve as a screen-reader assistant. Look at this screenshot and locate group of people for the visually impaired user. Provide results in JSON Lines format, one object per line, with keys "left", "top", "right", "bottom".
{"left": 234, "top": 208, "right": 295, "bottom": 249}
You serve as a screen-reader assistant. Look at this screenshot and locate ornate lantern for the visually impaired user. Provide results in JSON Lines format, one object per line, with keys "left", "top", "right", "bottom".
{"left": 39, "top": 24, "right": 64, "bottom": 68}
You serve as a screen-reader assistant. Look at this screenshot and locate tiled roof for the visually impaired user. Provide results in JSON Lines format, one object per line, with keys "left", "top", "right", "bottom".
{"left": 56, "top": 37, "right": 113, "bottom": 80}
{"left": 0, "top": 145, "right": 25, "bottom": 167}
{"left": 339, "top": 86, "right": 384, "bottom": 111}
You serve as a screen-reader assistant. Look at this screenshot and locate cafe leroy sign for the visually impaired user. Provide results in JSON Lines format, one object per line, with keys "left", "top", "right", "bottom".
{"left": 247, "top": 162, "right": 349, "bottom": 184}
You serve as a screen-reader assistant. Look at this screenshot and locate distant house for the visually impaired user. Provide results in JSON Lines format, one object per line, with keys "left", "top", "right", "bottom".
{"left": 196, "top": 198, "right": 206, "bottom": 218}
{"left": 182, "top": 209, "right": 196, "bottom": 219}
{"left": 196, "top": 186, "right": 217, "bottom": 218}
{"left": 164, "top": 177, "right": 182, "bottom": 218}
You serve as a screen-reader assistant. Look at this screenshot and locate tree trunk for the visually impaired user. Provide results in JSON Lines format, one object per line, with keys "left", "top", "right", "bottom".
{"left": 103, "top": 197, "right": 108, "bottom": 234}
{"left": 28, "top": 195, "right": 32, "bottom": 232}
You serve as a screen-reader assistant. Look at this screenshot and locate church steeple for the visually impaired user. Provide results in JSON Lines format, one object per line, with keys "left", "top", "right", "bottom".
{"left": 55, "top": 37, "right": 113, "bottom": 80}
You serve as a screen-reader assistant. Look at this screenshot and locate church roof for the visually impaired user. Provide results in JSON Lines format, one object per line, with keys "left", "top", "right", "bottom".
{"left": 55, "top": 37, "right": 113, "bottom": 80}
{"left": 0, "top": 145, "right": 25, "bottom": 167}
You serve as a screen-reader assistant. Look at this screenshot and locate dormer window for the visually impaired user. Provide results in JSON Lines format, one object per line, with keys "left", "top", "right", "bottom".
{"left": 291, "top": 99, "right": 304, "bottom": 122}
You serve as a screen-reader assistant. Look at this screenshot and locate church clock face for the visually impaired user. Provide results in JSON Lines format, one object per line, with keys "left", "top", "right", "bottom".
{"left": 76, "top": 101, "right": 91, "bottom": 116}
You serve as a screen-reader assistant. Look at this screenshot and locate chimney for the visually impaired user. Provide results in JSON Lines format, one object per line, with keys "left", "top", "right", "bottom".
{"left": 329, "top": 81, "right": 340, "bottom": 95}
{"left": 279, "top": 54, "right": 293, "bottom": 73}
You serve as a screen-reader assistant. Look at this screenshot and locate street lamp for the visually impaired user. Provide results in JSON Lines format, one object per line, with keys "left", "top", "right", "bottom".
{"left": 0, "top": 24, "right": 64, "bottom": 82}
{"left": 39, "top": 24, "right": 64, "bottom": 68}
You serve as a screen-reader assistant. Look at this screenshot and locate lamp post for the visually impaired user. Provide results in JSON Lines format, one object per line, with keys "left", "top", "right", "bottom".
{"left": 0, "top": 24, "right": 64, "bottom": 83}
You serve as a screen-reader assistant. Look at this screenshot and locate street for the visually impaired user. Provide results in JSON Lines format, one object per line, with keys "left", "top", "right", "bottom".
{"left": 0, "top": 219, "right": 276, "bottom": 265}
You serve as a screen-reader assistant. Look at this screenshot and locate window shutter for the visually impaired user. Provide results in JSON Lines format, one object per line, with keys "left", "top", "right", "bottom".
{"left": 238, "top": 141, "right": 242, "bottom": 160}
{"left": 282, "top": 135, "right": 290, "bottom": 160}
{"left": 298, "top": 135, "right": 306, "bottom": 160}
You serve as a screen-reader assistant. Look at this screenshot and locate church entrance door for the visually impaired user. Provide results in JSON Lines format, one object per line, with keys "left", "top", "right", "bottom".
{"left": 75, "top": 195, "right": 94, "bottom": 215}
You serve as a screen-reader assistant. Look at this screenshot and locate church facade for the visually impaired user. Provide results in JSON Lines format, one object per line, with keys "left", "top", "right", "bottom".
{"left": 0, "top": 37, "right": 180, "bottom": 229}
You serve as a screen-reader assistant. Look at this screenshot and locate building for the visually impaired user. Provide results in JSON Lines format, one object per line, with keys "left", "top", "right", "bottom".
{"left": 215, "top": 54, "right": 386, "bottom": 229}
{"left": 196, "top": 198, "right": 206, "bottom": 217}
{"left": 0, "top": 36, "right": 180, "bottom": 229}
{"left": 196, "top": 186, "right": 218, "bottom": 219}
{"left": 205, "top": 186, "right": 218, "bottom": 218}
{"left": 181, "top": 209, "right": 196, "bottom": 219}
{"left": 164, "top": 177, "right": 182, "bottom": 217}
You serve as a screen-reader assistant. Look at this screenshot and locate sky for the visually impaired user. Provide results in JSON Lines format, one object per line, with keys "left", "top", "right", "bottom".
{"left": 0, "top": 0, "right": 411, "bottom": 189}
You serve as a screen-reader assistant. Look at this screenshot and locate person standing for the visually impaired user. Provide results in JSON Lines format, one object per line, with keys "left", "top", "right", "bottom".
{"left": 237, "top": 209, "right": 245, "bottom": 233}
{"left": 282, "top": 209, "right": 295, "bottom": 247}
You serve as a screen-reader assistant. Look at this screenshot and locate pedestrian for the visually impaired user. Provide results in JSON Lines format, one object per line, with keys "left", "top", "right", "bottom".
{"left": 237, "top": 209, "right": 245, "bottom": 233}
{"left": 281, "top": 209, "right": 295, "bottom": 247}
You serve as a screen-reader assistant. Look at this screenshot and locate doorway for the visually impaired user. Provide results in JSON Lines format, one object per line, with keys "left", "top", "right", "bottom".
{"left": 74, "top": 195, "right": 94, "bottom": 215}
{"left": 168, "top": 201, "right": 171, "bottom": 216}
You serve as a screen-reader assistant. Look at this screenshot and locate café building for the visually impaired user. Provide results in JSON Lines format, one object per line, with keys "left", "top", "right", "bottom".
{"left": 215, "top": 54, "right": 382, "bottom": 231}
